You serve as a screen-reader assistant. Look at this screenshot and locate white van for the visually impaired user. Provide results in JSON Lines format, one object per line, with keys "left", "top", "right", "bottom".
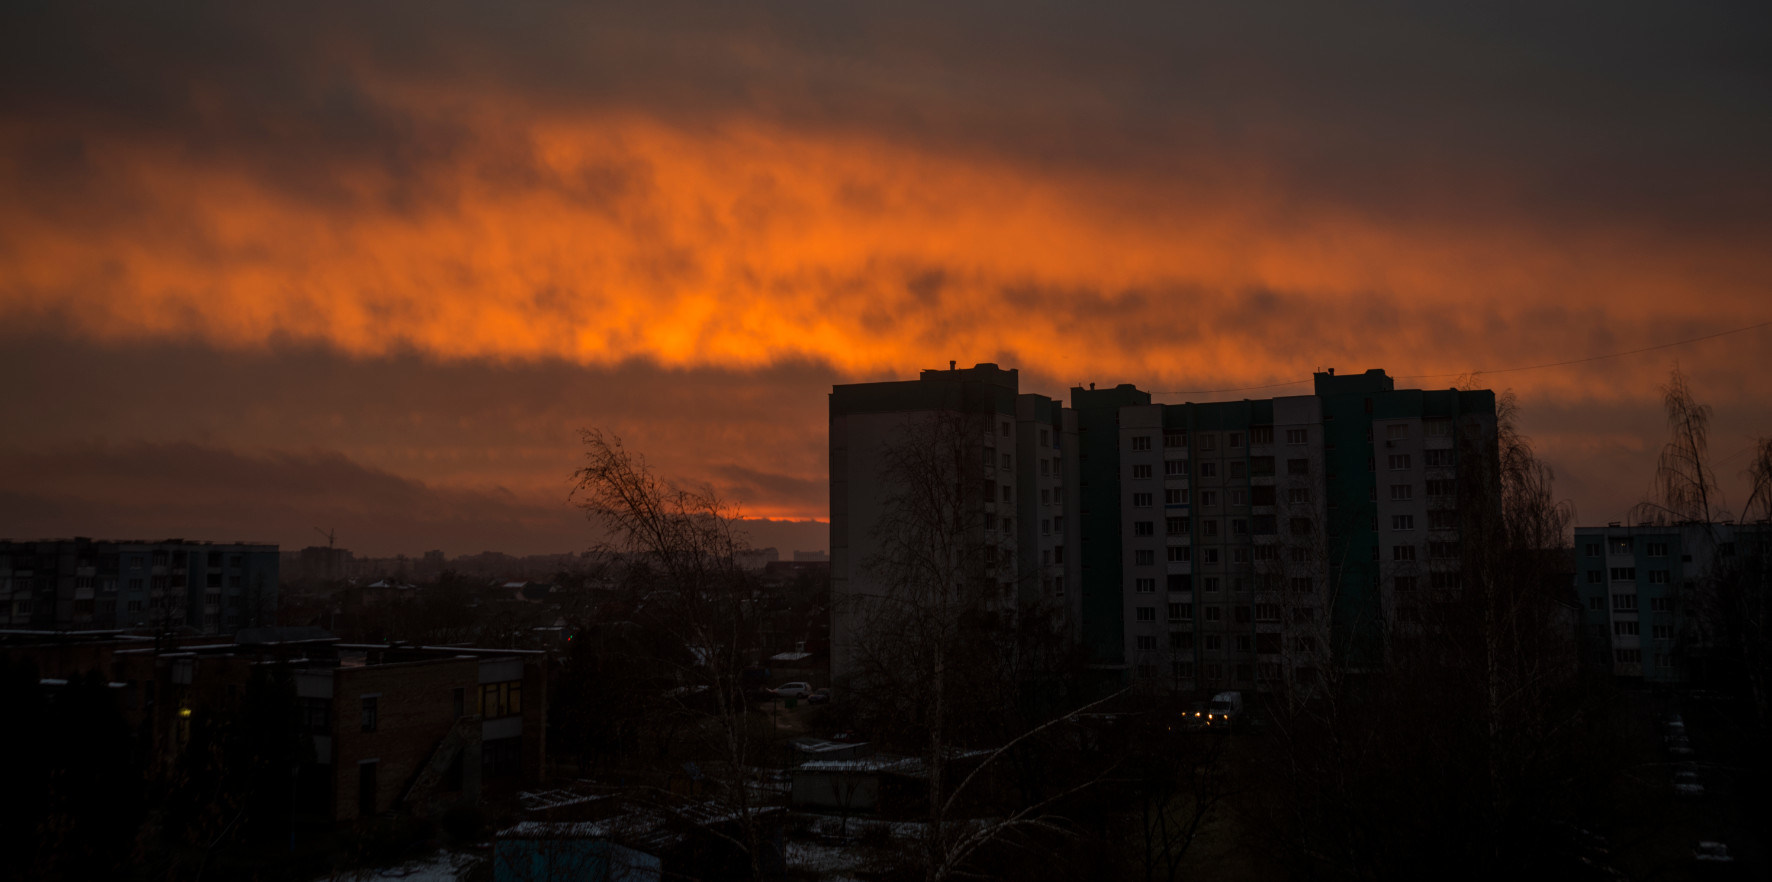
{"left": 1207, "top": 691, "right": 1244, "bottom": 725}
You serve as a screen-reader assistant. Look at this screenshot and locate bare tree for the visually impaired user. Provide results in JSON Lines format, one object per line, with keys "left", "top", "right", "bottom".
{"left": 841, "top": 409, "right": 1128, "bottom": 881}
{"left": 1744, "top": 437, "right": 1772, "bottom": 524}
{"left": 568, "top": 429, "right": 775, "bottom": 878}
{"left": 1633, "top": 366, "right": 1728, "bottom": 525}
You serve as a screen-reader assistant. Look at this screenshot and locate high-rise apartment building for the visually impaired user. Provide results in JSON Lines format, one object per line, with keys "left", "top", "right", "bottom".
{"left": 829, "top": 363, "right": 1077, "bottom": 684}
{"left": 830, "top": 366, "right": 1497, "bottom": 694}
{"left": 0, "top": 537, "right": 279, "bottom": 634}
{"left": 1074, "top": 369, "right": 1497, "bottom": 693}
{"left": 1573, "top": 522, "right": 1769, "bottom": 683}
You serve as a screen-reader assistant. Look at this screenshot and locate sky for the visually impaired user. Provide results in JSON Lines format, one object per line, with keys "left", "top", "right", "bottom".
{"left": 2, "top": 2, "right": 1769, "bottom": 556}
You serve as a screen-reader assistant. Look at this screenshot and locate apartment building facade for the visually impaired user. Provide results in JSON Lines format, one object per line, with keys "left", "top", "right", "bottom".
{"left": 830, "top": 366, "right": 1496, "bottom": 696}
{"left": 828, "top": 363, "right": 1078, "bottom": 685}
{"left": 1079, "top": 369, "right": 1498, "bottom": 694}
{"left": 1573, "top": 521, "right": 1770, "bottom": 684}
{"left": 0, "top": 537, "right": 279, "bottom": 634}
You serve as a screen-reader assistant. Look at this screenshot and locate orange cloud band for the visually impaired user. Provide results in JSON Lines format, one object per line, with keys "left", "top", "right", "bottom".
{"left": 2, "top": 109, "right": 1766, "bottom": 403}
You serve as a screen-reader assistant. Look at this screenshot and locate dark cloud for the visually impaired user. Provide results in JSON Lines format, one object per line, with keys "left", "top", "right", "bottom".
{"left": 4, "top": 2, "right": 1768, "bottom": 235}
{"left": 0, "top": 437, "right": 827, "bottom": 558}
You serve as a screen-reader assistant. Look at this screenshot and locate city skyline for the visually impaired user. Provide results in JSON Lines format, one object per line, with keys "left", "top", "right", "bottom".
{"left": 3, "top": 3, "right": 1770, "bottom": 555}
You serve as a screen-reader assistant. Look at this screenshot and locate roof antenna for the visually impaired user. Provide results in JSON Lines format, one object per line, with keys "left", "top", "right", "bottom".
{"left": 949, "top": 360, "right": 956, "bottom": 370}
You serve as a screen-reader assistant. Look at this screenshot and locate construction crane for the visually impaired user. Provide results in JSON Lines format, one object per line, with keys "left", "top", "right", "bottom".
{"left": 314, "top": 526, "right": 336, "bottom": 549}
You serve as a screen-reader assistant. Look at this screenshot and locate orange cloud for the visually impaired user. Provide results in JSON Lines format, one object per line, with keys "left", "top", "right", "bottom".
{"left": 2, "top": 102, "right": 1767, "bottom": 412}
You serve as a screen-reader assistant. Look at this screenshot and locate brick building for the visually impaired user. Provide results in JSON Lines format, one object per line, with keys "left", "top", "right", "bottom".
{"left": 4, "top": 628, "right": 548, "bottom": 825}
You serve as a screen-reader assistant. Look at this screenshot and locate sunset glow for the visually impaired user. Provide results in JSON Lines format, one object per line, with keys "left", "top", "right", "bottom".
{"left": 2, "top": 2, "right": 1768, "bottom": 552}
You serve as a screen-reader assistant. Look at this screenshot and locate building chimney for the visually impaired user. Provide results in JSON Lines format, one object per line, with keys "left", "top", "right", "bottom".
{"left": 949, "top": 360, "right": 956, "bottom": 371}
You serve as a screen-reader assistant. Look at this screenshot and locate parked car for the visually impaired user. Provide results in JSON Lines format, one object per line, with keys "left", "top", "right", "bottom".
{"left": 1693, "top": 841, "right": 1732, "bottom": 863}
{"left": 808, "top": 687, "right": 831, "bottom": 704}
{"left": 773, "top": 681, "right": 813, "bottom": 699}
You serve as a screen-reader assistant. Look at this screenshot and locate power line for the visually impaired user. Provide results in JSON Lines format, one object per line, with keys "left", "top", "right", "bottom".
{"left": 1148, "top": 318, "right": 1771, "bottom": 399}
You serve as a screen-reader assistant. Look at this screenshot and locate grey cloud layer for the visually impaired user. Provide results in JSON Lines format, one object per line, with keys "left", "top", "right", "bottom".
{"left": 3, "top": 2, "right": 1769, "bottom": 235}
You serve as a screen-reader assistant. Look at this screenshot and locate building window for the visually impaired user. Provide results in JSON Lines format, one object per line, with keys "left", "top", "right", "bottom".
{"left": 1426, "top": 479, "right": 1455, "bottom": 497}
{"left": 1135, "top": 578, "right": 1157, "bottom": 593}
{"left": 1394, "top": 575, "right": 1418, "bottom": 593}
{"left": 1165, "top": 489, "right": 1186, "bottom": 505}
{"left": 1132, "top": 435, "right": 1152, "bottom": 451}
{"left": 1391, "top": 515, "right": 1415, "bottom": 531}
{"left": 1136, "top": 607, "right": 1156, "bottom": 622}
{"left": 1609, "top": 567, "right": 1636, "bottom": 581}
{"left": 1393, "top": 545, "right": 1416, "bottom": 561}
{"left": 1652, "top": 624, "right": 1673, "bottom": 640}
{"left": 481, "top": 681, "right": 523, "bottom": 718}
{"left": 1613, "top": 620, "right": 1639, "bottom": 636}
{"left": 1289, "top": 518, "right": 1312, "bottom": 536}
{"left": 1164, "top": 431, "right": 1187, "bottom": 448}
{"left": 1289, "top": 576, "right": 1312, "bottom": 593}
{"left": 1134, "top": 521, "right": 1155, "bottom": 537}
{"left": 1286, "top": 428, "right": 1308, "bottom": 445}
{"left": 1647, "top": 542, "right": 1669, "bottom": 557}
{"left": 359, "top": 761, "right": 379, "bottom": 817}
{"left": 1386, "top": 423, "right": 1410, "bottom": 440}
{"left": 1167, "top": 603, "right": 1184, "bottom": 621}
{"left": 1203, "top": 577, "right": 1220, "bottom": 593}
{"left": 1002, "top": 485, "right": 1013, "bottom": 502}
{"left": 1204, "top": 606, "right": 1222, "bottom": 622}
{"left": 360, "top": 696, "right": 378, "bottom": 732}
{"left": 1135, "top": 549, "right": 1155, "bottom": 566}
{"left": 1648, "top": 569, "right": 1670, "bottom": 584}
{"left": 483, "top": 737, "right": 521, "bottom": 779}
{"left": 1132, "top": 464, "right": 1153, "bottom": 479}
{"left": 1287, "top": 458, "right": 1310, "bottom": 476}
{"left": 1198, "top": 462, "right": 1218, "bottom": 478}
{"left": 1428, "top": 510, "right": 1457, "bottom": 530}
{"left": 1390, "top": 484, "right": 1414, "bottom": 501}
{"left": 1199, "top": 490, "right": 1219, "bottom": 508}
{"left": 1164, "top": 459, "right": 1187, "bottom": 477}
{"left": 1201, "top": 520, "right": 1219, "bottom": 537}
{"left": 1387, "top": 454, "right": 1411, "bottom": 470}
{"left": 1167, "top": 546, "right": 1190, "bottom": 563}
{"left": 1250, "top": 427, "right": 1273, "bottom": 444}
{"left": 1612, "top": 594, "right": 1637, "bottom": 611}
{"left": 1424, "top": 449, "right": 1453, "bottom": 467}
{"left": 1429, "top": 541, "right": 1458, "bottom": 559}
{"left": 1135, "top": 635, "right": 1157, "bottom": 651}
{"left": 1614, "top": 649, "right": 1641, "bottom": 664}
{"left": 1232, "top": 518, "right": 1248, "bottom": 536}
{"left": 1650, "top": 597, "right": 1673, "bottom": 612}
{"left": 1133, "top": 492, "right": 1153, "bottom": 507}
{"left": 1201, "top": 548, "right": 1220, "bottom": 564}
